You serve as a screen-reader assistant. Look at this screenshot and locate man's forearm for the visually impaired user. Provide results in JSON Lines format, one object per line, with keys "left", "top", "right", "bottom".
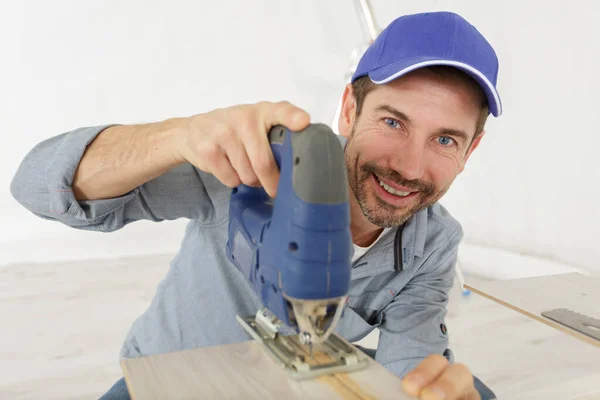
{"left": 72, "top": 117, "right": 187, "bottom": 201}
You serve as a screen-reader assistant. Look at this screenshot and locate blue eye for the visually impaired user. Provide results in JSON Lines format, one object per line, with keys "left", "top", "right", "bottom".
{"left": 438, "top": 136, "right": 455, "bottom": 146}
{"left": 384, "top": 118, "right": 400, "bottom": 128}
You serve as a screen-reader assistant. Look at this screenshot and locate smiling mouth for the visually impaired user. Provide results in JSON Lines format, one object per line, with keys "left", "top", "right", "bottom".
{"left": 374, "top": 174, "right": 416, "bottom": 197}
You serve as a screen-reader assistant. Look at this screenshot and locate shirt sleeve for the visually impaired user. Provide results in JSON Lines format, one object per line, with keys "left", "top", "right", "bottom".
{"left": 374, "top": 225, "right": 463, "bottom": 378}
{"left": 10, "top": 125, "right": 229, "bottom": 232}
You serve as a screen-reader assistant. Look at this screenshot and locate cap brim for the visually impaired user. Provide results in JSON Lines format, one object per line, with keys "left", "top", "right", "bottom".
{"left": 368, "top": 57, "right": 502, "bottom": 117}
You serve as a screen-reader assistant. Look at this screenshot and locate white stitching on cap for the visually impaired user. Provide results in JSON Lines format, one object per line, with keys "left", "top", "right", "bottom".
{"left": 370, "top": 60, "right": 502, "bottom": 116}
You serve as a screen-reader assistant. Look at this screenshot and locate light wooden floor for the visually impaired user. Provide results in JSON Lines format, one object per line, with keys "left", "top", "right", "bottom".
{"left": 0, "top": 255, "right": 172, "bottom": 400}
{"left": 1, "top": 255, "right": 598, "bottom": 399}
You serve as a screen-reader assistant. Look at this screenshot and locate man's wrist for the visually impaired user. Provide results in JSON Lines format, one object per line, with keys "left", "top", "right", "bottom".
{"left": 159, "top": 116, "right": 190, "bottom": 166}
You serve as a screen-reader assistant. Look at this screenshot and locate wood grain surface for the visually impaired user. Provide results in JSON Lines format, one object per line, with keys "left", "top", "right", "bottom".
{"left": 465, "top": 272, "right": 600, "bottom": 348}
{"left": 447, "top": 277, "right": 600, "bottom": 399}
{"left": 121, "top": 340, "right": 413, "bottom": 400}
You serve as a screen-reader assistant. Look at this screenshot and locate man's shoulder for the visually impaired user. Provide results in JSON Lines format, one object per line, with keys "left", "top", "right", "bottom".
{"left": 426, "top": 202, "right": 463, "bottom": 239}
{"left": 418, "top": 202, "right": 464, "bottom": 256}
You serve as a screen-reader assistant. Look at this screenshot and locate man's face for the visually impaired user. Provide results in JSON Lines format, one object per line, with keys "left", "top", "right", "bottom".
{"left": 340, "top": 68, "right": 485, "bottom": 228}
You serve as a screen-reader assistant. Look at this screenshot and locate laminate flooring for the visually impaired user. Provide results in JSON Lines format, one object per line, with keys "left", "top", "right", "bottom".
{"left": 2, "top": 255, "right": 599, "bottom": 399}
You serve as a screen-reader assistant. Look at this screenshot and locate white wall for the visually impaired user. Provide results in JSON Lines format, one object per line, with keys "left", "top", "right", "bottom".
{"left": 2, "top": 1, "right": 599, "bottom": 273}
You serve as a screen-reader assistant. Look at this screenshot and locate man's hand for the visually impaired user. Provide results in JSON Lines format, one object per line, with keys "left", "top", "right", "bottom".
{"left": 177, "top": 101, "right": 311, "bottom": 198}
{"left": 401, "top": 354, "right": 480, "bottom": 400}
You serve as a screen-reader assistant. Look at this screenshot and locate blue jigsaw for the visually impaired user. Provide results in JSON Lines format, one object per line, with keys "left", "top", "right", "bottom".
{"left": 226, "top": 123, "right": 353, "bottom": 347}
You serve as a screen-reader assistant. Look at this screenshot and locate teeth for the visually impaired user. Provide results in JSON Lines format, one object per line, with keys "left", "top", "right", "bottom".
{"left": 377, "top": 176, "right": 411, "bottom": 197}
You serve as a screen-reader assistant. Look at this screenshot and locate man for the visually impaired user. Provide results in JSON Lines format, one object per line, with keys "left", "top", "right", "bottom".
{"left": 11, "top": 11, "right": 501, "bottom": 400}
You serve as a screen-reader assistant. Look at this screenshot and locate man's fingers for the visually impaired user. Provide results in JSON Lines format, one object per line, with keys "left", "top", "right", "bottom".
{"left": 264, "top": 101, "right": 310, "bottom": 132}
{"left": 242, "top": 123, "right": 280, "bottom": 197}
{"left": 402, "top": 355, "right": 479, "bottom": 400}
{"left": 420, "top": 363, "right": 478, "bottom": 400}
{"left": 244, "top": 101, "right": 310, "bottom": 197}
{"left": 401, "top": 354, "right": 448, "bottom": 396}
{"left": 205, "top": 148, "right": 242, "bottom": 189}
{"left": 189, "top": 101, "right": 311, "bottom": 196}
{"left": 222, "top": 138, "right": 260, "bottom": 187}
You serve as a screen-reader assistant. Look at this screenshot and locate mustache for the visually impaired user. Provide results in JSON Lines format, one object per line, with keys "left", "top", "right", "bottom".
{"left": 361, "top": 162, "right": 435, "bottom": 194}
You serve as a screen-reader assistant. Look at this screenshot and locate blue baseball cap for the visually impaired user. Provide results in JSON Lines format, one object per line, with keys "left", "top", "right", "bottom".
{"left": 351, "top": 11, "right": 502, "bottom": 117}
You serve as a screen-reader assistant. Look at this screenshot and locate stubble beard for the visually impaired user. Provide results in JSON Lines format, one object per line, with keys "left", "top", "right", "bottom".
{"left": 344, "top": 127, "right": 442, "bottom": 228}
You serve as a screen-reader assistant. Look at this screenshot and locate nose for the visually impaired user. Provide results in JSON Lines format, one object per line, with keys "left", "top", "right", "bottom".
{"left": 391, "top": 137, "right": 425, "bottom": 181}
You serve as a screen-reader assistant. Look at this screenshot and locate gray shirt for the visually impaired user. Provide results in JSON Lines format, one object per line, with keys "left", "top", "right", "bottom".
{"left": 10, "top": 125, "right": 463, "bottom": 379}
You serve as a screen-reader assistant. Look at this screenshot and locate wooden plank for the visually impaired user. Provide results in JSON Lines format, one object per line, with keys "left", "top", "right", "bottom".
{"left": 121, "top": 340, "right": 414, "bottom": 400}
{"left": 294, "top": 335, "right": 410, "bottom": 400}
{"left": 446, "top": 280, "right": 600, "bottom": 399}
{"left": 464, "top": 272, "right": 600, "bottom": 348}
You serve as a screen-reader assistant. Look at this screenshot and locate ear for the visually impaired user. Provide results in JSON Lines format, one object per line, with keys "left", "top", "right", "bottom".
{"left": 338, "top": 83, "right": 357, "bottom": 138}
{"left": 459, "top": 130, "right": 485, "bottom": 173}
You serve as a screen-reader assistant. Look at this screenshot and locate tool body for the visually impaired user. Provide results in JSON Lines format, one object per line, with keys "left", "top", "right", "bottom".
{"left": 226, "top": 124, "right": 353, "bottom": 348}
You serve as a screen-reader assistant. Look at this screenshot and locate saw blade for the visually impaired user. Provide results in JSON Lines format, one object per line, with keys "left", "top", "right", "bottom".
{"left": 541, "top": 308, "right": 600, "bottom": 341}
